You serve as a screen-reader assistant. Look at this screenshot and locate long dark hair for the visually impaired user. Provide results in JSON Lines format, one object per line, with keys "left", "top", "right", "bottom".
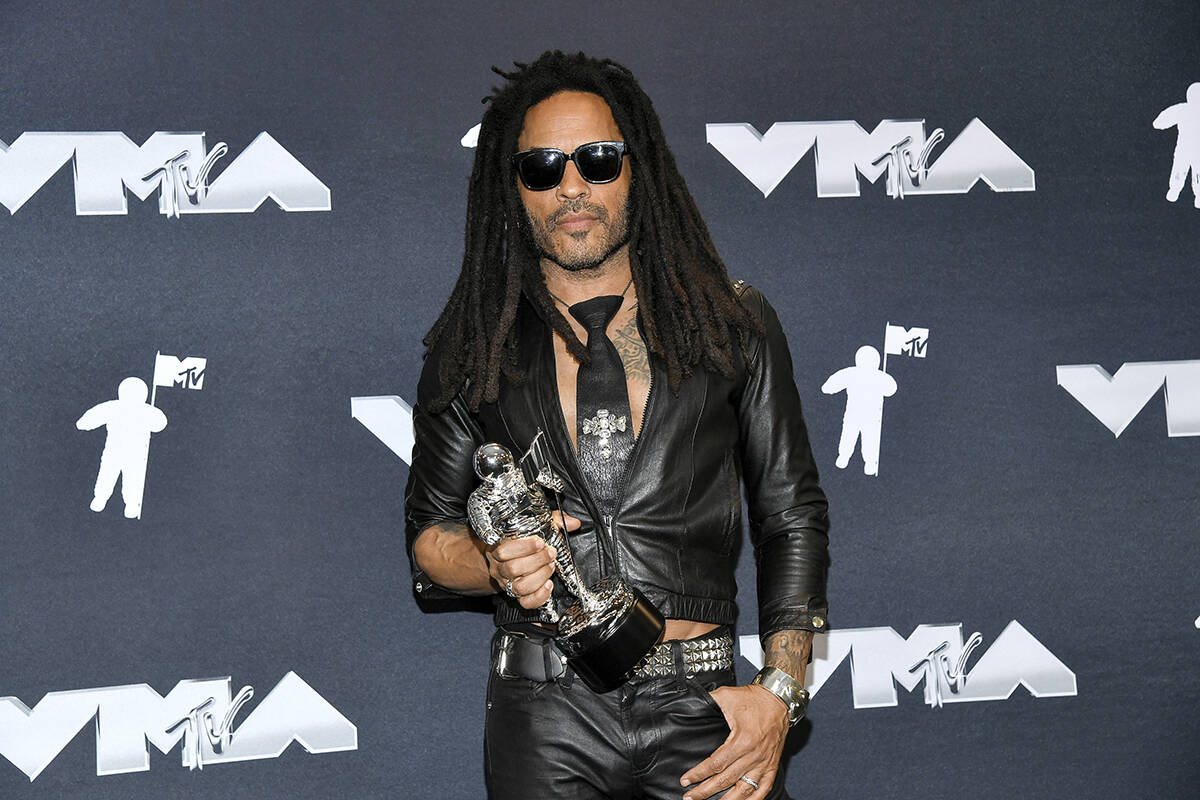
{"left": 425, "top": 50, "right": 761, "bottom": 412}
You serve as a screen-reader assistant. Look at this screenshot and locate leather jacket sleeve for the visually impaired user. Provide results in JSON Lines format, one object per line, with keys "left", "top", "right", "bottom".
{"left": 403, "top": 347, "right": 485, "bottom": 601}
{"left": 735, "top": 287, "right": 831, "bottom": 645}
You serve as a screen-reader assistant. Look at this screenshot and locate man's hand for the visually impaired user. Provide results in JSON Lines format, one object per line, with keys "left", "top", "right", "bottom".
{"left": 682, "top": 629, "right": 811, "bottom": 799}
{"left": 484, "top": 511, "right": 580, "bottom": 609}
{"left": 680, "top": 684, "right": 789, "bottom": 800}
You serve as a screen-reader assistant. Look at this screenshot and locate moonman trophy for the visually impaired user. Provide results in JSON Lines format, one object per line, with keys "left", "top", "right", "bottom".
{"left": 467, "top": 440, "right": 664, "bottom": 693}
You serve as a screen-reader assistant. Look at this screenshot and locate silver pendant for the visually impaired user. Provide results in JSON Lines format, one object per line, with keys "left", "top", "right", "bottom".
{"left": 581, "top": 408, "right": 627, "bottom": 459}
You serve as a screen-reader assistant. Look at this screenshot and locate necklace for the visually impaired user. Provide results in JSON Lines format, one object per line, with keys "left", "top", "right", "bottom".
{"left": 547, "top": 276, "right": 634, "bottom": 309}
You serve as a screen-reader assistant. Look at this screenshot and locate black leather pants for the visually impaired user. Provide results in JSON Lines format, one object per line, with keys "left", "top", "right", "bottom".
{"left": 484, "top": 632, "right": 790, "bottom": 800}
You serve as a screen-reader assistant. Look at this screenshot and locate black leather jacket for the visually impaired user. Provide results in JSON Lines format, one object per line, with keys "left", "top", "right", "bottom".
{"left": 404, "top": 284, "right": 829, "bottom": 644}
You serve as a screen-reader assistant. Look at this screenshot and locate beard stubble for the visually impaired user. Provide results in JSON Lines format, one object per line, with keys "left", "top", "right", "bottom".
{"left": 526, "top": 197, "right": 631, "bottom": 272}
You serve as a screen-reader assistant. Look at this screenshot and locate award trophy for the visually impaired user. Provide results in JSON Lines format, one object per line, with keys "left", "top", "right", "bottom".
{"left": 467, "top": 439, "right": 664, "bottom": 693}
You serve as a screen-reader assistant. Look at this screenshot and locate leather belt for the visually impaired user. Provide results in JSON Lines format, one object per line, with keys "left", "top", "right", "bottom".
{"left": 494, "top": 629, "right": 567, "bottom": 683}
{"left": 493, "top": 627, "right": 734, "bottom": 685}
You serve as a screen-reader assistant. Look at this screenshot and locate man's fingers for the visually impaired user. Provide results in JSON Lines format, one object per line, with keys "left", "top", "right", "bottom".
{"left": 518, "top": 577, "right": 554, "bottom": 609}
{"left": 736, "top": 766, "right": 777, "bottom": 800}
{"left": 493, "top": 546, "right": 556, "bottom": 581}
{"left": 713, "top": 766, "right": 776, "bottom": 800}
{"left": 682, "top": 753, "right": 756, "bottom": 800}
{"left": 550, "top": 510, "right": 582, "bottom": 532}
{"left": 683, "top": 753, "right": 769, "bottom": 800}
{"left": 509, "top": 561, "right": 556, "bottom": 599}
{"left": 490, "top": 536, "right": 547, "bottom": 562}
{"left": 484, "top": 535, "right": 557, "bottom": 604}
{"left": 746, "top": 768, "right": 777, "bottom": 800}
{"left": 683, "top": 738, "right": 778, "bottom": 800}
{"left": 680, "top": 737, "right": 736, "bottom": 788}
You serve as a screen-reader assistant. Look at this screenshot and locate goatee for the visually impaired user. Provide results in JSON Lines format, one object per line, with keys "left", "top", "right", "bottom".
{"left": 525, "top": 198, "right": 631, "bottom": 272}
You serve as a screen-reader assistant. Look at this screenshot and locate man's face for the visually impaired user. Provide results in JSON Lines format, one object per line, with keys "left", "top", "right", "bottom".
{"left": 516, "top": 91, "right": 632, "bottom": 272}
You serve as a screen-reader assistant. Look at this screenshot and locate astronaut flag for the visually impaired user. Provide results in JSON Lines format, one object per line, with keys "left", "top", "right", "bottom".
{"left": 153, "top": 353, "right": 207, "bottom": 391}
{"left": 520, "top": 429, "right": 558, "bottom": 487}
{"left": 883, "top": 324, "right": 929, "bottom": 359}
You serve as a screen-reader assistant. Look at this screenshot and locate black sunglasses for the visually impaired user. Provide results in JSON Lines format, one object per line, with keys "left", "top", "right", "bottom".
{"left": 511, "top": 141, "right": 630, "bottom": 191}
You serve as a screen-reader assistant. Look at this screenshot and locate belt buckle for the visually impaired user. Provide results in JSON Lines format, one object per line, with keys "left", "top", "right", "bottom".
{"left": 495, "top": 630, "right": 567, "bottom": 682}
{"left": 495, "top": 631, "right": 522, "bottom": 679}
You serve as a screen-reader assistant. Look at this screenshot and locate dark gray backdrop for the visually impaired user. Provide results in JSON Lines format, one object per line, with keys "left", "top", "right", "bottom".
{"left": 2, "top": 1, "right": 1197, "bottom": 797}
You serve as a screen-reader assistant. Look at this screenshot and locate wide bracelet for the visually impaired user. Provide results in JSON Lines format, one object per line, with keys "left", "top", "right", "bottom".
{"left": 751, "top": 666, "right": 810, "bottom": 727}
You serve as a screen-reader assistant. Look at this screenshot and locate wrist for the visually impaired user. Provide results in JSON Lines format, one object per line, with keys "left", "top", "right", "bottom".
{"left": 751, "top": 666, "right": 809, "bottom": 727}
{"left": 748, "top": 682, "right": 791, "bottom": 724}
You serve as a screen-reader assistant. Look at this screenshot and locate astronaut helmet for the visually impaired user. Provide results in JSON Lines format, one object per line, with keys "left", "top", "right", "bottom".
{"left": 474, "top": 443, "right": 516, "bottom": 482}
{"left": 117, "top": 377, "right": 150, "bottom": 403}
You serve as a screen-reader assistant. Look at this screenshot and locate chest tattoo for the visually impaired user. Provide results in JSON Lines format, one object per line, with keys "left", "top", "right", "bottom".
{"left": 611, "top": 306, "right": 651, "bottom": 385}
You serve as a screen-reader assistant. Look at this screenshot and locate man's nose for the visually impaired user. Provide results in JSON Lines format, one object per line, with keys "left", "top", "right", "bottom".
{"left": 556, "top": 161, "right": 590, "bottom": 200}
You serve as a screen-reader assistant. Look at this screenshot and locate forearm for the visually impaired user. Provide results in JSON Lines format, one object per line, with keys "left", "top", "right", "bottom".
{"left": 763, "top": 628, "right": 812, "bottom": 684}
{"left": 412, "top": 522, "right": 497, "bottom": 596}
{"left": 755, "top": 524, "right": 829, "bottom": 647}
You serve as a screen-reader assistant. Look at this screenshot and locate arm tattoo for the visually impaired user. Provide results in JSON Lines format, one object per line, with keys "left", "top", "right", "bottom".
{"left": 611, "top": 309, "right": 651, "bottom": 384}
{"left": 764, "top": 629, "right": 813, "bottom": 682}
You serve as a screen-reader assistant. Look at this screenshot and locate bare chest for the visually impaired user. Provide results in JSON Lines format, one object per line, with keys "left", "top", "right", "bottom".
{"left": 554, "top": 307, "right": 651, "bottom": 451}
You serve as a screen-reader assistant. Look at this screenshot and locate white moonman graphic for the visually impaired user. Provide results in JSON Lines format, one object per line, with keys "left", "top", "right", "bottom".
{"left": 822, "top": 346, "right": 897, "bottom": 476}
{"left": 75, "top": 377, "right": 167, "bottom": 519}
{"left": 1153, "top": 82, "right": 1200, "bottom": 208}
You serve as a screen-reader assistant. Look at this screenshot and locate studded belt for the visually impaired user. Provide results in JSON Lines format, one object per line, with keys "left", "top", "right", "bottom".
{"left": 630, "top": 628, "right": 734, "bottom": 682}
{"left": 494, "top": 627, "right": 735, "bottom": 685}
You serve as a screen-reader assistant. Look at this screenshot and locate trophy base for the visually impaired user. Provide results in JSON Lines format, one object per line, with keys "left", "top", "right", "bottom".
{"left": 558, "top": 581, "right": 665, "bottom": 694}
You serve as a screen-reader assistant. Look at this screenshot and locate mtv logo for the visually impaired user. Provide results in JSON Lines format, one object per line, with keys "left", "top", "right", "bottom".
{"left": 706, "top": 118, "right": 1035, "bottom": 199}
{"left": 739, "top": 620, "right": 1076, "bottom": 709}
{"left": 0, "top": 672, "right": 356, "bottom": 781}
{"left": 154, "top": 354, "right": 206, "bottom": 390}
{"left": 0, "top": 132, "right": 330, "bottom": 216}
{"left": 884, "top": 324, "right": 929, "bottom": 358}
{"left": 1056, "top": 360, "right": 1200, "bottom": 437}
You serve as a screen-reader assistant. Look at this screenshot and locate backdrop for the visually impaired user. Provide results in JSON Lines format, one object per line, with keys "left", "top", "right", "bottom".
{"left": 2, "top": 1, "right": 1197, "bottom": 797}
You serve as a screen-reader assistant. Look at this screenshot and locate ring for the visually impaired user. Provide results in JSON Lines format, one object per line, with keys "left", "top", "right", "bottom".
{"left": 504, "top": 579, "right": 517, "bottom": 598}
{"left": 739, "top": 775, "right": 759, "bottom": 790}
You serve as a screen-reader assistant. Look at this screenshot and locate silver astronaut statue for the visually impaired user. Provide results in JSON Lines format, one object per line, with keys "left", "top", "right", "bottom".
{"left": 467, "top": 441, "right": 664, "bottom": 693}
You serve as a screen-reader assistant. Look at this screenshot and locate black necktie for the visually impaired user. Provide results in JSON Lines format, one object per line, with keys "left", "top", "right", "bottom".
{"left": 569, "top": 296, "right": 634, "bottom": 519}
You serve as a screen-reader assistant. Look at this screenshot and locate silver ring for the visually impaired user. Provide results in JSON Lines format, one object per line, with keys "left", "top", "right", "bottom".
{"left": 739, "top": 775, "right": 760, "bottom": 790}
{"left": 504, "top": 579, "right": 517, "bottom": 598}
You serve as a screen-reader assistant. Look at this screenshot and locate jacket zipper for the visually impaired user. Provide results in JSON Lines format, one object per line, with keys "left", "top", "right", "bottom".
{"left": 544, "top": 315, "right": 657, "bottom": 580}
{"left": 603, "top": 356, "right": 655, "bottom": 576}
{"left": 603, "top": 514, "right": 617, "bottom": 574}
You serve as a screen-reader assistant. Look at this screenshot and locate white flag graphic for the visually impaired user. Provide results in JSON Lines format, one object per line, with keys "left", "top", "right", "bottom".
{"left": 883, "top": 324, "right": 929, "bottom": 358}
{"left": 153, "top": 353, "right": 207, "bottom": 390}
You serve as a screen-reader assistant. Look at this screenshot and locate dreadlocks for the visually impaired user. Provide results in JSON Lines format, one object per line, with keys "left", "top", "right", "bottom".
{"left": 424, "top": 50, "right": 762, "bottom": 413}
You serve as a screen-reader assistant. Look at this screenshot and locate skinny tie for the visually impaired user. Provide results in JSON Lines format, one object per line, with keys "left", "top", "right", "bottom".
{"left": 569, "top": 296, "right": 634, "bottom": 519}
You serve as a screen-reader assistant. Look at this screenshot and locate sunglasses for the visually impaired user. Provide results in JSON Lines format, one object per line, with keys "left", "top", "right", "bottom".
{"left": 511, "top": 141, "right": 631, "bottom": 191}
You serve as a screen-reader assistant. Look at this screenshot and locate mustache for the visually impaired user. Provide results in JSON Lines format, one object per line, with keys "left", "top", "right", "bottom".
{"left": 547, "top": 200, "right": 608, "bottom": 229}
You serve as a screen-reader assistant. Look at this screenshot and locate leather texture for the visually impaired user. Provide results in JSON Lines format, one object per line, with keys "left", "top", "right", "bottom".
{"left": 405, "top": 284, "right": 830, "bottom": 643}
{"left": 570, "top": 295, "right": 635, "bottom": 519}
{"left": 484, "top": 630, "right": 790, "bottom": 800}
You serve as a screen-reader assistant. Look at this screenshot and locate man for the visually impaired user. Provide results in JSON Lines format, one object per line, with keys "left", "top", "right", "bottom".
{"left": 405, "top": 52, "right": 829, "bottom": 800}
